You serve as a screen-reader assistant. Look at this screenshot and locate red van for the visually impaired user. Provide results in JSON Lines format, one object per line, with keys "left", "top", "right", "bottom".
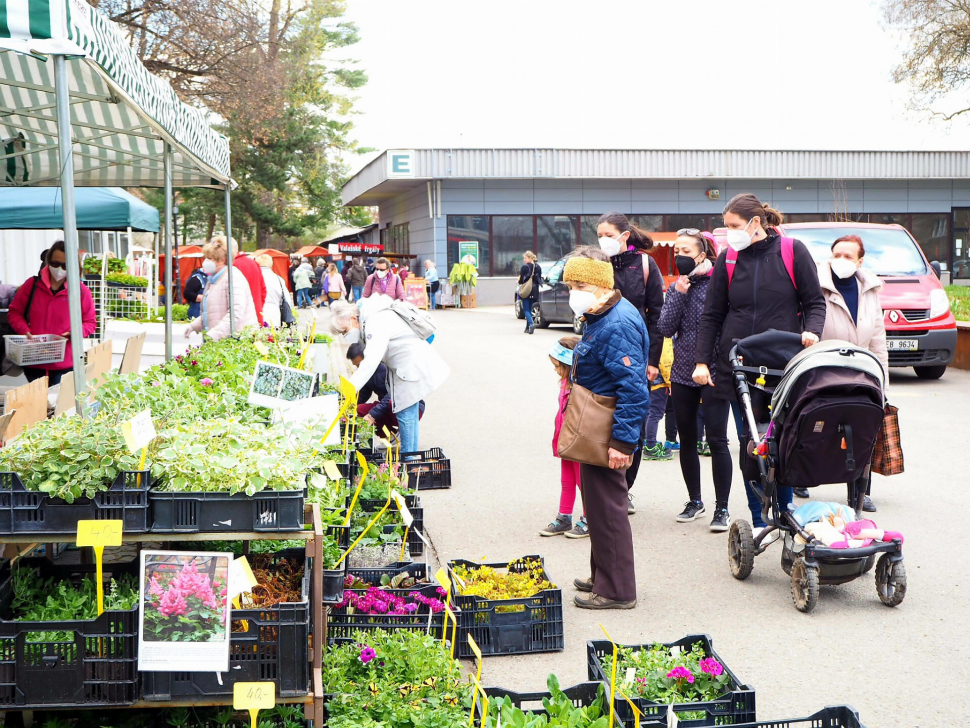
{"left": 713, "top": 222, "right": 957, "bottom": 379}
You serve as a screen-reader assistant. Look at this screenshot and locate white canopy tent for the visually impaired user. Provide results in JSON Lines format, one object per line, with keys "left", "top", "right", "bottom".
{"left": 0, "top": 0, "right": 240, "bottom": 413}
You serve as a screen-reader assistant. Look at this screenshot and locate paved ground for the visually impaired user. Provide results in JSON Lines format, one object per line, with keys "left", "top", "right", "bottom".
{"left": 413, "top": 305, "right": 969, "bottom": 728}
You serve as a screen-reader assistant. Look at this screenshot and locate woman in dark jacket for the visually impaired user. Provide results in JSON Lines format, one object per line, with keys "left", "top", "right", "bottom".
{"left": 595, "top": 211, "right": 664, "bottom": 507}
{"left": 183, "top": 267, "right": 207, "bottom": 319}
{"left": 658, "top": 230, "right": 732, "bottom": 531}
{"left": 564, "top": 248, "right": 649, "bottom": 610}
{"left": 694, "top": 194, "right": 827, "bottom": 532}
{"left": 517, "top": 250, "right": 541, "bottom": 334}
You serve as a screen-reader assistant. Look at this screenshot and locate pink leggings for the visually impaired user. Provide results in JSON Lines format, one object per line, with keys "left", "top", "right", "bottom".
{"left": 559, "top": 459, "right": 584, "bottom": 516}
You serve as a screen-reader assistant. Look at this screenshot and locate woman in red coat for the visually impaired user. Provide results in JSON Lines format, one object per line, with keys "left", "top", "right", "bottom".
{"left": 8, "top": 241, "right": 97, "bottom": 386}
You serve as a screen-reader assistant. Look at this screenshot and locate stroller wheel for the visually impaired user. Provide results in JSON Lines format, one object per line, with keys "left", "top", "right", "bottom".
{"left": 875, "top": 554, "right": 907, "bottom": 607}
{"left": 790, "top": 557, "right": 819, "bottom": 613}
{"left": 728, "top": 520, "right": 755, "bottom": 580}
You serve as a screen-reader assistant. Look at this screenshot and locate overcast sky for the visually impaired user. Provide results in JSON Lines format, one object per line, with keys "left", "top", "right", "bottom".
{"left": 339, "top": 0, "right": 970, "bottom": 173}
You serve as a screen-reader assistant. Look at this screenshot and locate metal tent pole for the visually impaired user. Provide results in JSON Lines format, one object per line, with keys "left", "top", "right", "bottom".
{"left": 163, "top": 144, "right": 174, "bottom": 361}
{"left": 53, "top": 55, "right": 86, "bottom": 415}
{"left": 224, "top": 185, "right": 235, "bottom": 335}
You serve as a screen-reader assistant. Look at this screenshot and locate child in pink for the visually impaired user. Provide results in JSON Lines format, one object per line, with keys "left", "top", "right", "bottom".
{"left": 539, "top": 337, "right": 587, "bottom": 539}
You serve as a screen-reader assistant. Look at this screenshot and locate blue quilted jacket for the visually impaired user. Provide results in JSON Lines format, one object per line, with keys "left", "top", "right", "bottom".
{"left": 573, "top": 293, "right": 651, "bottom": 452}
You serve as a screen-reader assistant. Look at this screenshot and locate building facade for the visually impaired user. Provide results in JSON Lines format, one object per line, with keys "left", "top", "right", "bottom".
{"left": 342, "top": 149, "right": 970, "bottom": 304}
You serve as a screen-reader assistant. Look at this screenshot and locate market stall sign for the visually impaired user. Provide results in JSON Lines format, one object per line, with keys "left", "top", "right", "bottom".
{"left": 234, "top": 681, "right": 276, "bottom": 728}
{"left": 77, "top": 519, "right": 123, "bottom": 615}
{"left": 338, "top": 242, "right": 383, "bottom": 255}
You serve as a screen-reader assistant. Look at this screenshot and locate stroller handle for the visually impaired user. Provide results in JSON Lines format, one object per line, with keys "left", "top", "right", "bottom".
{"left": 729, "top": 344, "right": 766, "bottom": 453}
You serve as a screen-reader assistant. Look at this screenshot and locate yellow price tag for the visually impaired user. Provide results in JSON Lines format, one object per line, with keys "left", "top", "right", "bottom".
{"left": 254, "top": 341, "right": 269, "bottom": 356}
{"left": 466, "top": 634, "right": 484, "bottom": 725}
{"left": 322, "top": 460, "right": 342, "bottom": 481}
{"left": 615, "top": 686, "right": 642, "bottom": 728}
{"left": 434, "top": 568, "right": 451, "bottom": 594}
{"left": 234, "top": 681, "right": 276, "bottom": 728}
{"left": 343, "top": 452, "right": 372, "bottom": 527}
{"left": 443, "top": 604, "right": 458, "bottom": 659}
{"left": 600, "top": 623, "right": 620, "bottom": 728}
{"left": 339, "top": 374, "right": 357, "bottom": 400}
{"left": 470, "top": 675, "right": 490, "bottom": 728}
{"left": 77, "top": 520, "right": 122, "bottom": 616}
{"left": 120, "top": 409, "right": 156, "bottom": 454}
{"left": 390, "top": 490, "right": 413, "bottom": 527}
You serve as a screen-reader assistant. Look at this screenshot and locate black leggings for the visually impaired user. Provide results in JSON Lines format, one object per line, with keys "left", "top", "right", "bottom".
{"left": 671, "top": 383, "right": 733, "bottom": 507}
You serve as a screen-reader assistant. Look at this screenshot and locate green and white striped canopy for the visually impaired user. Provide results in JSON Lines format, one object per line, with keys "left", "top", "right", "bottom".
{"left": 0, "top": 0, "right": 232, "bottom": 188}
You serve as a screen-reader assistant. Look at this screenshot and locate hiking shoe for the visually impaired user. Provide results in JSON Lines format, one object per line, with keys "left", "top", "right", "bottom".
{"left": 697, "top": 440, "right": 711, "bottom": 456}
{"left": 565, "top": 516, "right": 589, "bottom": 539}
{"left": 709, "top": 507, "right": 731, "bottom": 532}
{"left": 643, "top": 443, "right": 672, "bottom": 461}
{"left": 573, "top": 577, "right": 594, "bottom": 592}
{"left": 676, "top": 501, "right": 706, "bottom": 522}
{"left": 627, "top": 493, "right": 636, "bottom": 515}
{"left": 539, "top": 515, "right": 572, "bottom": 537}
{"left": 862, "top": 495, "right": 877, "bottom": 513}
{"left": 664, "top": 440, "right": 681, "bottom": 451}
{"left": 574, "top": 593, "right": 637, "bottom": 610}
{"left": 794, "top": 487, "right": 810, "bottom": 499}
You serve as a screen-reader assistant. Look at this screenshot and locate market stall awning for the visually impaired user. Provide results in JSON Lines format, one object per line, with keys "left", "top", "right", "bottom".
{"left": 0, "top": 186, "right": 159, "bottom": 230}
{"left": 294, "top": 245, "right": 329, "bottom": 258}
{"left": 0, "top": 0, "right": 231, "bottom": 187}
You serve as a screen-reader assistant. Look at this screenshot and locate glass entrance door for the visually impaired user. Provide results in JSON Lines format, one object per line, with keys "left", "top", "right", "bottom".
{"left": 953, "top": 209, "right": 970, "bottom": 280}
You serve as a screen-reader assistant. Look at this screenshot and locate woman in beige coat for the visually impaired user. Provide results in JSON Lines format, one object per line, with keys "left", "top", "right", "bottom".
{"left": 811, "top": 233, "right": 887, "bottom": 513}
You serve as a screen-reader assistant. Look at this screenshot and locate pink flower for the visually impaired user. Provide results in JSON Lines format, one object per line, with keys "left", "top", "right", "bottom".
{"left": 157, "top": 588, "right": 188, "bottom": 617}
{"left": 359, "top": 646, "right": 376, "bottom": 663}
{"left": 667, "top": 667, "right": 694, "bottom": 684}
{"left": 699, "top": 658, "right": 723, "bottom": 677}
{"left": 200, "top": 377, "right": 213, "bottom": 386}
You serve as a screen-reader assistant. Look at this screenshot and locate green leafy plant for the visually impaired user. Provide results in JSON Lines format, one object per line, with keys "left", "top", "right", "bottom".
{"left": 106, "top": 272, "right": 150, "bottom": 287}
{"left": 483, "top": 675, "right": 608, "bottom": 728}
{"left": 83, "top": 256, "right": 126, "bottom": 275}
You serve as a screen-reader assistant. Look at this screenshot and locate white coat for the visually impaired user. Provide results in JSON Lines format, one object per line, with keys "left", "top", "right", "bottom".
{"left": 260, "top": 267, "right": 293, "bottom": 328}
{"left": 817, "top": 261, "right": 889, "bottom": 377}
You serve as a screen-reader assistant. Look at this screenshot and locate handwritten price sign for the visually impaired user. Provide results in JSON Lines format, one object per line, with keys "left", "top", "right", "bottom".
{"left": 77, "top": 519, "right": 123, "bottom": 548}
{"left": 234, "top": 681, "right": 276, "bottom": 728}
{"left": 120, "top": 409, "right": 156, "bottom": 454}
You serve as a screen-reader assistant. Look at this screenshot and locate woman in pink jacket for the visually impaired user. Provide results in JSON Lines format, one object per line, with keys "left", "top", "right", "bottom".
{"left": 8, "top": 240, "right": 97, "bottom": 385}
{"left": 185, "top": 237, "right": 257, "bottom": 341}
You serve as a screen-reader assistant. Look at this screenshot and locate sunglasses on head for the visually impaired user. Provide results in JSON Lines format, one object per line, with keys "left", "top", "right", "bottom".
{"left": 48, "top": 261, "right": 65, "bottom": 269}
{"left": 677, "top": 228, "right": 701, "bottom": 237}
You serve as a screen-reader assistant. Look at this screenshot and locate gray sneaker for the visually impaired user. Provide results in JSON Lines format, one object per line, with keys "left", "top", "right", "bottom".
{"left": 565, "top": 516, "right": 589, "bottom": 539}
{"left": 539, "top": 514, "right": 572, "bottom": 537}
{"left": 676, "top": 501, "right": 706, "bottom": 523}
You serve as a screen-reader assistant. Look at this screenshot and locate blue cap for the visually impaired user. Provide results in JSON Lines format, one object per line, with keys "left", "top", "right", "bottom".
{"left": 549, "top": 342, "right": 573, "bottom": 366}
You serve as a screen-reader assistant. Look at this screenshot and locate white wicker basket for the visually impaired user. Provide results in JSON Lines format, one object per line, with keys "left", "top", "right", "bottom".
{"left": 3, "top": 334, "right": 68, "bottom": 366}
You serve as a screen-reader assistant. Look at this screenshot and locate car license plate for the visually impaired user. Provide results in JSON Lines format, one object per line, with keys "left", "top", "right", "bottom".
{"left": 887, "top": 339, "right": 918, "bottom": 351}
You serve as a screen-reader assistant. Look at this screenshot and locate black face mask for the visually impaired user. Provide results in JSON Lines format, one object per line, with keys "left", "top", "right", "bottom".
{"left": 675, "top": 255, "right": 698, "bottom": 276}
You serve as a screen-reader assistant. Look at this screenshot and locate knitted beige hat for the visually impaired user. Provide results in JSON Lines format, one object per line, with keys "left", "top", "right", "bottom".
{"left": 564, "top": 257, "right": 614, "bottom": 290}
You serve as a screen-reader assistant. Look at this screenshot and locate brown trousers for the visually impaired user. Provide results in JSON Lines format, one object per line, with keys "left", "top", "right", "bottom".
{"left": 580, "top": 462, "right": 636, "bottom": 602}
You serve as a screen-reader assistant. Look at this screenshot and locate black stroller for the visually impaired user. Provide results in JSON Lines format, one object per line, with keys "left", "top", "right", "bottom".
{"left": 726, "top": 330, "right": 906, "bottom": 612}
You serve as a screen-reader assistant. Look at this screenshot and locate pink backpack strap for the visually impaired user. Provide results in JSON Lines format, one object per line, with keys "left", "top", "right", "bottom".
{"left": 725, "top": 246, "right": 738, "bottom": 287}
{"left": 779, "top": 236, "right": 797, "bottom": 290}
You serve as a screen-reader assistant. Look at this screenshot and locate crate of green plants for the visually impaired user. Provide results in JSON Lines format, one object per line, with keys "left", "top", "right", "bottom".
{"left": 478, "top": 676, "right": 612, "bottom": 727}
{"left": 323, "top": 523, "right": 351, "bottom": 604}
{"left": 327, "top": 581, "right": 451, "bottom": 644}
{"left": 358, "top": 495, "right": 423, "bottom": 557}
{"left": 0, "top": 557, "right": 140, "bottom": 708}
{"left": 448, "top": 555, "right": 564, "bottom": 659}
{"left": 586, "top": 634, "right": 755, "bottom": 726}
{"left": 0, "top": 415, "right": 150, "bottom": 535}
{"left": 142, "top": 547, "right": 310, "bottom": 701}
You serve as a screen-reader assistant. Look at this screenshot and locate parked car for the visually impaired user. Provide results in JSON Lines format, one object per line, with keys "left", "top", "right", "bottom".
{"left": 513, "top": 256, "right": 583, "bottom": 333}
{"left": 715, "top": 222, "right": 957, "bottom": 379}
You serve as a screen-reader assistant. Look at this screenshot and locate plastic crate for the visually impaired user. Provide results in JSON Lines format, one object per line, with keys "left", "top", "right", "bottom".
{"left": 149, "top": 488, "right": 305, "bottom": 533}
{"left": 0, "top": 470, "right": 150, "bottom": 535}
{"left": 0, "top": 558, "right": 139, "bottom": 708}
{"left": 448, "top": 556, "right": 563, "bottom": 659}
{"left": 327, "top": 584, "right": 449, "bottom": 643}
{"left": 142, "top": 549, "right": 310, "bottom": 701}
{"left": 478, "top": 682, "right": 608, "bottom": 723}
{"left": 359, "top": 496, "right": 424, "bottom": 557}
{"left": 350, "top": 561, "right": 429, "bottom": 589}
{"left": 4, "top": 334, "right": 67, "bottom": 366}
{"left": 587, "top": 634, "right": 756, "bottom": 727}
{"left": 401, "top": 448, "right": 452, "bottom": 490}
{"left": 323, "top": 524, "right": 350, "bottom": 605}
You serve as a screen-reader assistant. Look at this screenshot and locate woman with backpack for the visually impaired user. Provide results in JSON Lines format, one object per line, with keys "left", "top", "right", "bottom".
{"left": 183, "top": 266, "right": 207, "bottom": 319}
{"left": 517, "top": 251, "right": 542, "bottom": 334}
{"left": 694, "top": 194, "right": 827, "bottom": 535}
{"left": 363, "top": 257, "right": 405, "bottom": 300}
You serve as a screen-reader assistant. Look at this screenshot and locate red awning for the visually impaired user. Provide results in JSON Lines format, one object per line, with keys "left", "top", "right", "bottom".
{"left": 294, "top": 245, "right": 329, "bottom": 258}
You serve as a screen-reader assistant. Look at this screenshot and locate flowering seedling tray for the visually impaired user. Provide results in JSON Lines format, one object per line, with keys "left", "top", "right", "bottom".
{"left": 400, "top": 448, "right": 452, "bottom": 490}
{"left": 358, "top": 496, "right": 424, "bottom": 557}
{"left": 142, "top": 548, "right": 310, "bottom": 701}
{"left": 586, "top": 634, "right": 756, "bottom": 727}
{"left": 0, "top": 558, "right": 139, "bottom": 709}
{"left": 0, "top": 470, "right": 150, "bottom": 535}
{"left": 327, "top": 583, "right": 451, "bottom": 644}
{"left": 447, "top": 556, "right": 564, "bottom": 659}
{"left": 149, "top": 487, "right": 305, "bottom": 533}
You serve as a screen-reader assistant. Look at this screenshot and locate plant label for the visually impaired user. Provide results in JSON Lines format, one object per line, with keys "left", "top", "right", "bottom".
{"left": 254, "top": 341, "right": 270, "bottom": 356}
{"left": 391, "top": 489, "right": 413, "bottom": 527}
{"left": 227, "top": 556, "right": 259, "bottom": 601}
{"left": 121, "top": 409, "right": 156, "bottom": 453}
{"left": 234, "top": 681, "right": 276, "bottom": 710}
{"left": 76, "top": 519, "right": 123, "bottom": 548}
{"left": 323, "top": 460, "right": 342, "bottom": 481}
{"left": 667, "top": 703, "right": 678, "bottom": 728}
{"left": 467, "top": 634, "right": 482, "bottom": 663}
{"left": 434, "top": 568, "right": 451, "bottom": 594}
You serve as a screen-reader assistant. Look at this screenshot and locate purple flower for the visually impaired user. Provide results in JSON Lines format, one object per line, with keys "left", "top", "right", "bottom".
{"left": 191, "top": 360, "right": 198, "bottom": 366}
{"left": 403, "top": 603, "right": 419, "bottom": 614}
{"left": 699, "top": 658, "right": 723, "bottom": 677}
{"left": 216, "top": 361, "right": 223, "bottom": 367}
{"left": 667, "top": 667, "right": 694, "bottom": 684}
{"left": 359, "top": 646, "right": 376, "bottom": 664}
{"left": 200, "top": 377, "right": 214, "bottom": 386}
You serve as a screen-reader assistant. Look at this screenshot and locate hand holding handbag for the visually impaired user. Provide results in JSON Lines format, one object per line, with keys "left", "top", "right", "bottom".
{"left": 871, "top": 403, "right": 903, "bottom": 476}
{"left": 517, "top": 263, "right": 536, "bottom": 299}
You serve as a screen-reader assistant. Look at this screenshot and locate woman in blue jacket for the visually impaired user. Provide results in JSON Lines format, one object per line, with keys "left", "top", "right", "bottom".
{"left": 563, "top": 248, "right": 649, "bottom": 610}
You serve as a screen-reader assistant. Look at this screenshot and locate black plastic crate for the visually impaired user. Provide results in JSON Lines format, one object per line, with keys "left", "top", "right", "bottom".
{"left": 478, "top": 682, "right": 608, "bottom": 723}
{"left": 327, "top": 584, "right": 449, "bottom": 643}
{"left": 358, "top": 496, "right": 424, "bottom": 557}
{"left": 149, "top": 488, "right": 305, "bottom": 533}
{"left": 448, "top": 556, "right": 563, "bottom": 659}
{"left": 142, "top": 550, "right": 310, "bottom": 701}
{"left": 401, "top": 448, "right": 451, "bottom": 490}
{"left": 323, "top": 524, "right": 350, "bottom": 605}
{"left": 350, "top": 561, "right": 429, "bottom": 589}
{"left": 732, "top": 707, "right": 865, "bottom": 728}
{"left": 0, "top": 470, "right": 150, "bottom": 535}
{"left": 587, "top": 634, "right": 756, "bottom": 727}
{"left": 0, "top": 558, "right": 139, "bottom": 708}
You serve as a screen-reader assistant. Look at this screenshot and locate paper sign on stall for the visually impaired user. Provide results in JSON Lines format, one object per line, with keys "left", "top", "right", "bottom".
{"left": 227, "top": 556, "right": 259, "bottom": 601}
{"left": 121, "top": 410, "right": 156, "bottom": 453}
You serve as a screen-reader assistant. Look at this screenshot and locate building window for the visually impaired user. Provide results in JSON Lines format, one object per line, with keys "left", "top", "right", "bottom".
{"left": 664, "top": 215, "right": 710, "bottom": 233}
{"left": 910, "top": 213, "right": 949, "bottom": 270}
{"left": 447, "top": 215, "right": 490, "bottom": 273}
{"left": 492, "top": 216, "right": 534, "bottom": 276}
{"left": 385, "top": 223, "right": 409, "bottom": 255}
{"left": 535, "top": 215, "right": 579, "bottom": 263}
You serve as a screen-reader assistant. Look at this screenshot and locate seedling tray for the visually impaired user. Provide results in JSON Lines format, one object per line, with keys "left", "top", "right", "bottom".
{"left": 350, "top": 561, "right": 429, "bottom": 588}
{"left": 142, "top": 549, "right": 310, "bottom": 700}
{"left": 478, "top": 682, "right": 607, "bottom": 723}
{"left": 358, "top": 496, "right": 424, "bottom": 557}
{"left": 448, "top": 556, "right": 563, "bottom": 659}
{"left": 327, "top": 584, "right": 450, "bottom": 643}
{"left": 401, "top": 448, "right": 451, "bottom": 490}
{"left": 0, "top": 558, "right": 139, "bottom": 709}
{"left": 587, "top": 634, "right": 756, "bottom": 727}
{"left": 0, "top": 470, "right": 150, "bottom": 535}
{"left": 323, "top": 524, "right": 350, "bottom": 605}
{"left": 149, "top": 488, "right": 305, "bottom": 533}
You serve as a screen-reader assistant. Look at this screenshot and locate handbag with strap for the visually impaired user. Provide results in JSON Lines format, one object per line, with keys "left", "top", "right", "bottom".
{"left": 279, "top": 278, "right": 296, "bottom": 326}
{"left": 871, "top": 403, "right": 903, "bottom": 476}
{"left": 517, "top": 263, "right": 536, "bottom": 299}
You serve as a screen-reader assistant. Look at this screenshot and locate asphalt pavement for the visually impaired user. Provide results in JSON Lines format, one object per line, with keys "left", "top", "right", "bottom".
{"left": 412, "top": 304, "right": 970, "bottom": 728}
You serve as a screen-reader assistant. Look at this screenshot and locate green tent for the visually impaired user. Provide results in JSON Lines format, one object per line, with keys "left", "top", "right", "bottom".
{"left": 0, "top": 187, "right": 159, "bottom": 231}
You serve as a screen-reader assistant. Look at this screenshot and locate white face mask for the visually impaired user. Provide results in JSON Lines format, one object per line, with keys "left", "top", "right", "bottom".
{"left": 569, "top": 289, "right": 598, "bottom": 316}
{"left": 598, "top": 235, "right": 624, "bottom": 258}
{"left": 49, "top": 264, "right": 67, "bottom": 281}
{"left": 725, "top": 218, "right": 756, "bottom": 252}
{"left": 376, "top": 269, "right": 388, "bottom": 278}
{"left": 343, "top": 328, "right": 361, "bottom": 344}
{"left": 830, "top": 258, "right": 858, "bottom": 280}
{"left": 202, "top": 259, "right": 218, "bottom": 276}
